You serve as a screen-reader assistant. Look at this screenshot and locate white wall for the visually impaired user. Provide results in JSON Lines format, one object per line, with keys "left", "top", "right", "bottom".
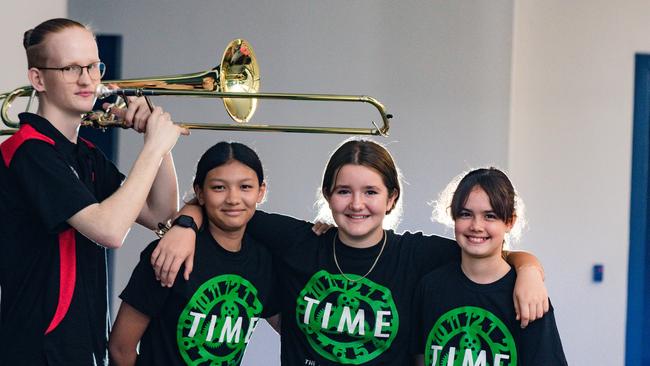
{"left": 0, "top": 2, "right": 67, "bottom": 133}
{"left": 509, "top": 1, "right": 648, "bottom": 365}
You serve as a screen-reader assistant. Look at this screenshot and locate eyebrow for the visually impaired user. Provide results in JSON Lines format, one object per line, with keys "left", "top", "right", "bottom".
{"left": 55, "top": 60, "right": 102, "bottom": 67}
{"left": 206, "top": 177, "right": 255, "bottom": 184}
{"left": 460, "top": 207, "right": 496, "bottom": 214}
{"left": 334, "top": 184, "right": 381, "bottom": 190}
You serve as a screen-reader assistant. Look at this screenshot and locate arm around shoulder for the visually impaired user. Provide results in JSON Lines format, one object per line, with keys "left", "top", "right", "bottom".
{"left": 151, "top": 202, "right": 202, "bottom": 286}
{"left": 505, "top": 250, "right": 545, "bottom": 280}
{"left": 504, "top": 250, "right": 550, "bottom": 328}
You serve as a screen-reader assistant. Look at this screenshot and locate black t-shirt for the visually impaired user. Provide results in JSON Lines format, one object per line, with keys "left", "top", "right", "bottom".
{"left": 245, "top": 211, "right": 460, "bottom": 366}
{"left": 119, "top": 227, "right": 278, "bottom": 366}
{"left": 0, "top": 113, "right": 124, "bottom": 365}
{"left": 411, "top": 263, "right": 568, "bottom": 365}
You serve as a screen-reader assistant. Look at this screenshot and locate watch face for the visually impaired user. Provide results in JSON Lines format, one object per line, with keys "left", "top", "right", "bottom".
{"left": 177, "top": 216, "right": 193, "bottom": 227}
{"left": 175, "top": 215, "right": 196, "bottom": 230}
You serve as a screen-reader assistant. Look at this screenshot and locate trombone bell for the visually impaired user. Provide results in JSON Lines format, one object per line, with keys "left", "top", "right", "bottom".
{"left": 96, "top": 38, "right": 259, "bottom": 124}
{"left": 220, "top": 39, "right": 259, "bottom": 123}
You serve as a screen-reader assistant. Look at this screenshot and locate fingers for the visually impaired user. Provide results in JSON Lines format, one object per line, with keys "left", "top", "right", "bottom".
{"left": 149, "top": 106, "right": 168, "bottom": 123}
{"left": 513, "top": 294, "right": 520, "bottom": 321}
{"left": 521, "top": 301, "right": 544, "bottom": 328}
{"left": 518, "top": 302, "right": 531, "bottom": 328}
{"left": 150, "top": 226, "right": 197, "bottom": 287}
{"left": 151, "top": 245, "right": 161, "bottom": 267}
{"left": 543, "top": 297, "right": 550, "bottom": 314}
{"left": 535, "top": 300, "right": 545, "bottom": 320}
{"left": 164, "top": 257, "right": 183, "bottom": 288}
{"left": 103, "top": 91, "right": 152, "bottom": 132}
{"left": 531, "top": 303, "right": 540, "bottom": 322}
{"left": 100, "top": 101, "right": 132, "bottom": 129}
{"left": 124, "top": 98, "right": 139, "bottom": 130}
{"left": 158, "top": 110, "right": 172, "bottom": 126}
{"left": 311, "top": 222, "right": 333, "bottom": 235}
{"left": 312, "top": 222, "right": 325, "bottom": 235}
{"left": 143, "top": 108, "right": 183, "bottom": 155}
{"left": 511, "top": 264, "right": 548, "bottom": 328}
{"left": 126, "top": 97, "right": 154, "bottom": 132}
{"left": 152, "top": 249, "right": 166, "bottom": 281}
{"left": 179, "top": 127, "right": 190, "bottom": 136}
{"left": 183, "top": 254, "right": 194, "bottom": 281}
{"left": 132, "top": 99, "right": 152, "bottom": 132}
{"left": 515, "top": 294, "right": 549, "bottom": 328}
{"left": 143, "top": 106, "right": 163, "bottom": 136}
{"left": 517, "top": 298, "right": 546, "bottom": 328}
{"left": 159, "top": 254, "right": 175, "bottom": 287}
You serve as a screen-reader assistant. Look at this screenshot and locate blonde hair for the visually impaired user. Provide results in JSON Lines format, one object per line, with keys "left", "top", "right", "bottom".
{"left": 23, "top": 18, "right": 92, "bottom": 68}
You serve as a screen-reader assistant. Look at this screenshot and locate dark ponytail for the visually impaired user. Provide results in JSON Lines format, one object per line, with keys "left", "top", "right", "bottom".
{"left": 193, "top": 142, "right": 264, "bottom": 188}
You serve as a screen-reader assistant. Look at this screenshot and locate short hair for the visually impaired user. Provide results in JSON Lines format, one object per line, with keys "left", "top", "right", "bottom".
{"left": 23, "top": 18, "right": 90, "bottom": 68}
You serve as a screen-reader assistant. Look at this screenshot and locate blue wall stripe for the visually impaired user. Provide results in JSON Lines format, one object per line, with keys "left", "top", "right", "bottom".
{"left": 627, "top": 53, "right": 650, "bottom": 366}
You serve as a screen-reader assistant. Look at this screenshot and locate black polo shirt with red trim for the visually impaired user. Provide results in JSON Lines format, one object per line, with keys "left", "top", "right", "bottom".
{"left": 0, "top": 113, "right": 125, "bottom": 365}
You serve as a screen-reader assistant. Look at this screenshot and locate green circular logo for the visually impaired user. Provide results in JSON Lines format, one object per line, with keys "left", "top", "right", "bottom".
{"left": 425, "top": 306, "right": 517, "bottom": 366}
{"left": 177, "top": 274, "right": 263, "bottom": 366}
{"left": 296, "top": 270, "right": 398, "bottom": 364}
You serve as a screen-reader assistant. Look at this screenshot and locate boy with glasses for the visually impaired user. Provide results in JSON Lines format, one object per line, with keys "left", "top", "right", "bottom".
{"left": 0, "top": 18, "right": 188, "bottom": 365}
{"left": 34, "top": 61, "right": 107, "bottom": 83}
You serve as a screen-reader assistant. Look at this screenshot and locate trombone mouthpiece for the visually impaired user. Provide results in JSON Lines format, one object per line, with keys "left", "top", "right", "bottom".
{"left": 95, "top": 84, "right": 115, "bottom": 99}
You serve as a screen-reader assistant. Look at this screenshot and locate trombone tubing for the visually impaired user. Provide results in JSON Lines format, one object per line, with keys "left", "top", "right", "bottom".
{"left": 2, "top": 87, "right": 393, "bottom": 136}
{"left": 182, "top": 123, "right": 379, "bottom": 135}
{"left": 111, "top": 88, "right": 392, "bottom": 136}
{"left": 1, "top": 87, "right": 33, "bottom": 129}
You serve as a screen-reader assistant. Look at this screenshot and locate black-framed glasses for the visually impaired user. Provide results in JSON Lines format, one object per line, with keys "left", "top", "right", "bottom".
{"left": 35, "top": 61, "right": 106, "bottom": 82}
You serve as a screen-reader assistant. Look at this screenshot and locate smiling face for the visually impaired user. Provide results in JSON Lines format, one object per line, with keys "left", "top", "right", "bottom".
{"left": 196, "top": 160, "right": 266, "bottom": 237}
{"left": 326, "top": 164, "right": 397, "bottom": 247}
{"left": 29, "top": 26, "right": 100, "bottom": 121}
{"left": 454, "top": 186, "right": 514, "bottom": 260}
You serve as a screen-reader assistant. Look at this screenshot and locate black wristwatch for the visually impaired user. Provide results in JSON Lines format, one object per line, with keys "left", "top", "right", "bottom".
{"left": 172, "top": 215, "right": 199, "bottom": 234}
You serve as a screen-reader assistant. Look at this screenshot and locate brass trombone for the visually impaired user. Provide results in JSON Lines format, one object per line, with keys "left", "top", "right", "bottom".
{"left": 0, "top": 129, "right": 18, "bottom": 136}
{"left": 1, "top": 39, "right": 392, "bottom": 136}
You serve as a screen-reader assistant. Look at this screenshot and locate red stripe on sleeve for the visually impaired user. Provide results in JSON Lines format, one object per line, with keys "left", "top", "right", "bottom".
{"left": 45, "top": 228, "right": 77, "bottom": 334}
{"left": 0, "top": 124, "right": 54, "bottom": 167}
